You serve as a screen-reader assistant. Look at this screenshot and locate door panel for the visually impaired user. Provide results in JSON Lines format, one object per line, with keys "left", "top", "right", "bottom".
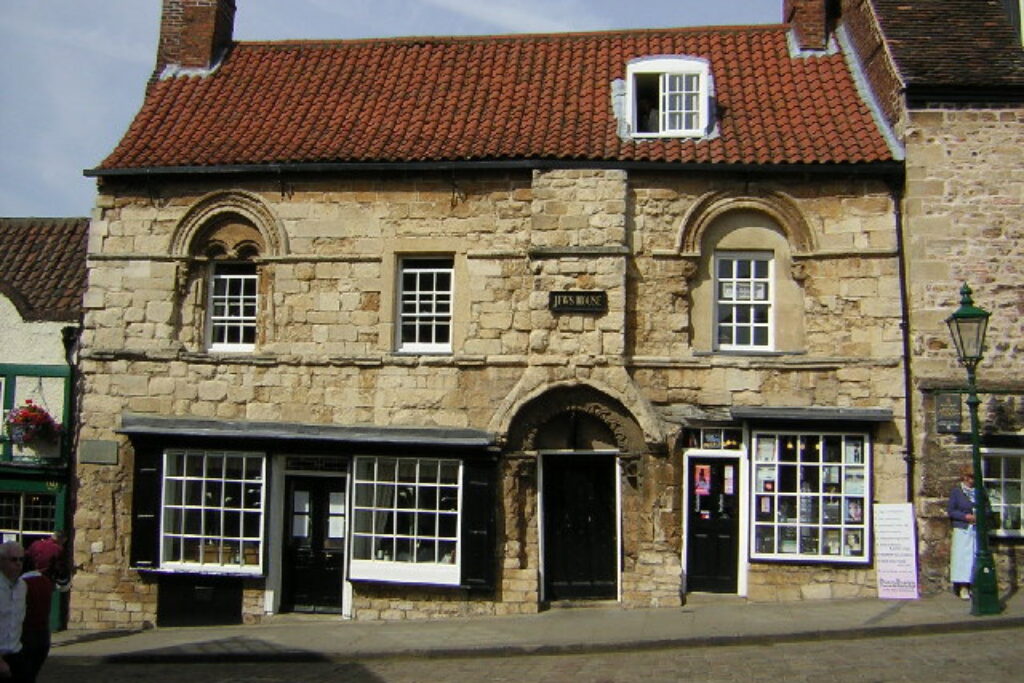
{"left": 283, "top": 476, "right": 347, "bottom": 613}
{"left": 686, "top": 458, "right": 740, "bottom": 593}
{"left": 543, "top": 454, "right": 617, "bottom": 601}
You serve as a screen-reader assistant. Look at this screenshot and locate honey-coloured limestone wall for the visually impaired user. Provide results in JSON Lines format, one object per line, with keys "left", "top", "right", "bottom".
{"left": 70, "top": 166, "right": 906, "bottom": 628}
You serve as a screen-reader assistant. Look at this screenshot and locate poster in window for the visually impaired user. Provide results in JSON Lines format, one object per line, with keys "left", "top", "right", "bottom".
{"left": 844, "top": 468, "right": 865, "bottom": 495}
{"left": 721, "top": 282, "right": 735, "bottom": 300}
{"left": 753, "top": 282, "right": 768, "bottom": 301}
{"left": 756, "top": 439, "right": 775, "bottom": 462}
{"left": 845, "top": 438, "right": 864, "bottom": 464}
{"left": 755, "top": 525, "right": 774, "bottom": 553}
{"left": 824, "top": 529, "right": 842, "bottom": 555}
{"left": 736, "top": 282, "right": 752, "bottom": 300}
{"left": 756, "top": 495, "right": 774, "bottom": 521}
{"left": 724, "top": 465, "right": 735, "bottom": 495}
{"left": 823, "top": 497, "right": 841, "bottom": 523}
{"left": 702, "top": 431, "right": 722, "bottom": 449}
{"left": 756, "top": 465, "right": 775, "bottom": 492}
{"left": 779, "top": 526, "right": 797, "bottom": 553}
{"left": 846, "top": 498, "right": 864, "bottom": 523}
{"left": 694, "top": 465, "right": 711, "bottom": 495}
{"left": 845, "top": 529, "right": 863, "bottom": 556}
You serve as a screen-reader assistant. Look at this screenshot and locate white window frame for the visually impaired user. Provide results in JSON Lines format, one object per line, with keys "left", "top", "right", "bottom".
{"left": 206, "top": 262, "right": 258, "bottom": 352}
{"left": 348, "top": 455, "right": 462, "bottom": 586}
{"left": 749, "top": 431, "right": 871, "bottom": 564}
{"left": 626, "top": 56, "right": 711, "bottom": 138}
{"left": 396, "top": 257, "right": 454, "bottom": 354}
{"left": 714, "top": 251, "right": 774, "bottom": 351}
{"left": 159, "top": 449, "right": 267, "bottom": 576}
{"left": 982, "top": 448, "right": 1024, "bottom": 538}
{"left": 0, "top": 490, "right": 57, "bottom": 545}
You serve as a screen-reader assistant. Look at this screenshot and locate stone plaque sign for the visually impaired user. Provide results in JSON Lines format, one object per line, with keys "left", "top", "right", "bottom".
{"left": 936, "top": 393, "right": 962, "bottom": 434}
{"left": 79, "top": 439, "right": 119, "bottom": 465}
{"left": 873, "top": 503, "right": 919, "bottom": 600}
{"left": 549, "top": 291, "right": 607, "bottom": 314}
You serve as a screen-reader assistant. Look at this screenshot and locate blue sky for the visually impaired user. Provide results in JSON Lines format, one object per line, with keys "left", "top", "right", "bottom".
{"left": 0, "top": 0, "right": 780, "bottom": 218}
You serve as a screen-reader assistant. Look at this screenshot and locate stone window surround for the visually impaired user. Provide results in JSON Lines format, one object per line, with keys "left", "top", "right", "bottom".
{"left": 381, "top": 238, "right": 471, "bottom": 356}
{"left": 166, "top": 190, "right": 288, "bottom": 354}
{"left": 675, "top": 192, "right": 812, "bottom": 355}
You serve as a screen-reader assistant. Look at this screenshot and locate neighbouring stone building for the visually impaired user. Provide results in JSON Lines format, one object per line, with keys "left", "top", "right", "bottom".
{"left": 843, "top": 0, "right": 1024, "bottom": 594}
{"left": 0, "top": 217, "right": 88, "bottom": 627}
{"left": 70, "top": 0, "right": 992, "bottom": 630}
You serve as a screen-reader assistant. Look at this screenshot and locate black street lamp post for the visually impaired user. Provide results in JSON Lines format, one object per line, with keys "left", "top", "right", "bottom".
{"left": 945, "top": 283, "right": 1002, "bottom": 616}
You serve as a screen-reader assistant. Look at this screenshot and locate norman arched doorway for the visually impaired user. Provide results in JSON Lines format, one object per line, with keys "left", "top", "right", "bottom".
{"left": 506, "top": 386, "right": 646, "bottom": 602}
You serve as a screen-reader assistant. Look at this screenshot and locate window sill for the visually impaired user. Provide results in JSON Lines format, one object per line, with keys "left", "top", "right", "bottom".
{"left": 631, "top": 131, "right": 704, "bottom": 139}
{"left": 695, "top": 350, "right": 806, "bottom": 357}
{"left": 748, "top": 555, "right": 871, "bottom": 565}
{"left": 349, "top": 559, "right": 460, "bottom": 586}
{"left": 137, "top": 565, "right": 265, "bottom": 578}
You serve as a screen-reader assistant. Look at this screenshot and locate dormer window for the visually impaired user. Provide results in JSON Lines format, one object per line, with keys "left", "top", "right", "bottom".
{"left": 627, "top": 57, "right": 711, "bottom": 138}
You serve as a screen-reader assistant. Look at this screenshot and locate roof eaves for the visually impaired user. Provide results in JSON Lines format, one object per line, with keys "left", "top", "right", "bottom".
{"left": 86, "top": 158, "right": 905, "bottom": 179}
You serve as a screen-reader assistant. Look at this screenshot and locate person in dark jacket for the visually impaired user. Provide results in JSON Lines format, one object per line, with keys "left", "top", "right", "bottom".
{"left": 18, "top": 570, "right": 52, "bottom": 683}
{"left": 948, "top": 464, "right": 976, "bottom": 600}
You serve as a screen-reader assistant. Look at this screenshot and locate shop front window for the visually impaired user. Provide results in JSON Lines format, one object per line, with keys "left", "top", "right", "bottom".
{"left": 751, "top": 432, "right": 870, "bottom": 563}
{"left": 160, "top": 449, "right": 266, "bottom": 574}
{"left": 349, "top": 455, "right": 461, "bottom": 585}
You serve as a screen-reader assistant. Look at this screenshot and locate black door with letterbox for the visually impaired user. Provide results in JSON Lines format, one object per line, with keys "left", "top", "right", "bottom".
{"left": 282, "top": 476, "right": 347, "bottom": 612}
{"left": 686, "top": 458, "right": 740, "bottom": 593}
{"left": 543, "top": 454, "right": 617, "bottom": 601}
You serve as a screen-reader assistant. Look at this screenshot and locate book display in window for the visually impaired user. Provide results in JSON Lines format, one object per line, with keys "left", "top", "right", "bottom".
{"left": 682, "top": 427, "right": 744, "bottom": 451}
{"left": 749, "top": 433, "right": 870, "bottom": 562}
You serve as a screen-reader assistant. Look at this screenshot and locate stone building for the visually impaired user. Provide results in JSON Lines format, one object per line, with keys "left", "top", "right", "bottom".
{"left": 72, "top": 0, "right": 914, "bottom": 629}
{"left": 0, "top": 217, "right": 88, "bottom": 628}
{"left": 844, "top": 0, "right": 1024, "bottom": 595}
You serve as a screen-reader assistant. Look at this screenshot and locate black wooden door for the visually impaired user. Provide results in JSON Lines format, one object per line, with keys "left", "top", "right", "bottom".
{"left": 686, "top": 458, "right": 740, "bottom": 593}
{"left": 282, "top": 476, "right": 347, "bottom": 613}
{"left": 543, "top": 454, "right": 617, "bottom": 601}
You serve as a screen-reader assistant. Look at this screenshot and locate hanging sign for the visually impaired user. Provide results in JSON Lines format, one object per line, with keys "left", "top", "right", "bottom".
{"left": 935, "top": 393, "right": 962, "bottom": 434}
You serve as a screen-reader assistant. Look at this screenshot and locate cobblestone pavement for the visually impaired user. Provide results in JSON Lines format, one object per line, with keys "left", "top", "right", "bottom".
{"left": 43, "top": 626, "right": 1024, "bottom": 682}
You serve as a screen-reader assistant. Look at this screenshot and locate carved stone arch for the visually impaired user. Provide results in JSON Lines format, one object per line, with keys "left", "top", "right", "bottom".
{"left": 506, "top": 384, "right": 647, "bottom": 456}
{"left": 170, "top": 190, "right": 288, "bottom": 258}
{"left": 677, "top": 190, "right": 816, "bottom": 255}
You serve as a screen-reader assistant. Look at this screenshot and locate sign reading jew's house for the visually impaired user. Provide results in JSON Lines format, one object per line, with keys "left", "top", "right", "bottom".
{"left": 549, "top": 291, "right": 607, "bottom": 314}
{"left": 935, "top": 393, "right": 962, "bottom": 433}
{"left": 873, "top": 503, "right": 919, "bottom": 600}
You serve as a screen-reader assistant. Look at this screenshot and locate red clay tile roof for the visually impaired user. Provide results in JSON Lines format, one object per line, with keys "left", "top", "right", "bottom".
{"left": 870, "top": 0, "right": 1024, "bottom": 92}
{"left": 96, "top": 25, "right": 895, "bottom": 172}
{"left": 0, "top": 218, "right": 89, "bottom": 322}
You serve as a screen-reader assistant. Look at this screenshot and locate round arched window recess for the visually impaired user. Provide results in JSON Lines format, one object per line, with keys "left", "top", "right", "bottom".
{"left": 191, "top": 216, "right": 265, "bottom": 261}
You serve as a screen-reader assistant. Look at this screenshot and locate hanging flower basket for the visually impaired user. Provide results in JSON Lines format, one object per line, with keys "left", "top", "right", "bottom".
{"left": 5, "top": 400, "right": 62, "bottom": 446}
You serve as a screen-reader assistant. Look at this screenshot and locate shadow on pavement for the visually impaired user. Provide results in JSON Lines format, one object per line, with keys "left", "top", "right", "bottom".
{"left": 103, "top": 636, "right": 330, "bottom": 664}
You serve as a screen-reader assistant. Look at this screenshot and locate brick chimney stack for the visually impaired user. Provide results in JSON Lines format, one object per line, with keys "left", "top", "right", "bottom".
{"left": 153, "top": 0, "right": 236, "bottom": 79}
{"left": 785, "top": 0, "right": 838, "bottom": 51}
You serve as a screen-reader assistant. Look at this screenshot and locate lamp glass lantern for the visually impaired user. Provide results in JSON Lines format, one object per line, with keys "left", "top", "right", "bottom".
{"left": 945, "top": 284, "right": 990, "bottom": 367}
